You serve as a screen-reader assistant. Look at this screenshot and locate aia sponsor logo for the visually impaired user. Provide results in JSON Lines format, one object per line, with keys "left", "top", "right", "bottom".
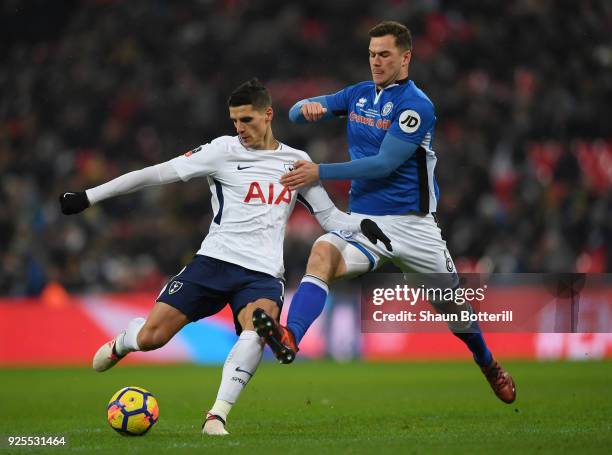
{"left": 349, "top": 111, "right": 391, "bottom": 130}
{"left": 244, "top": 182, "right": 293, "bottom": 205}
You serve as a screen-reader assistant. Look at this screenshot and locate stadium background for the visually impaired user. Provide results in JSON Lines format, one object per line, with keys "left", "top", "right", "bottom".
{"left": 1, "top": 0, "right": 611, "bottom": 366}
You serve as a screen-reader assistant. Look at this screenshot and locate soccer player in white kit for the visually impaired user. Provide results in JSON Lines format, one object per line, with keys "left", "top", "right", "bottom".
{"left": 59, "top": 79, "right": 391, "bottom": 435}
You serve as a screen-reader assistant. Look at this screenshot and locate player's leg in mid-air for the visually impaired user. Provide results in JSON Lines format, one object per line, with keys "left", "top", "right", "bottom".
{"left": 92, "top": 255, "right": 241, "bottom": 371}
{"left": 254, "top": 231, "right": 375, "bottom": 363}
{"left": 92, "top": 301, "right": 189, "bottom": 372}
{"left": 91, "top": 257, "right": 216, "bottom": 372}
{"left": 257, "top": 214, "right": 516, "bottom": 403}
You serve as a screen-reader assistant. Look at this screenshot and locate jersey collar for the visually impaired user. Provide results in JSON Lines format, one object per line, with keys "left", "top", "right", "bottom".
{"left": 375, "top": 77, "right": 410, "bottom": 92}
{"left": 238, "top": 136, "right": 283, "bottom": 152}
{"left": 374, "top": 78, "right": 410, "bottom": 103}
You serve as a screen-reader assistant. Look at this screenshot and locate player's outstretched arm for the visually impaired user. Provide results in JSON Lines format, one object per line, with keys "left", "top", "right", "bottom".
{"left": 289, "top": 96, "right": 334, "bottom": 123}
{"left": 281, "top": 134, "right": 418, "bottom": 189}
{"left": 59, "top": 162, "right": 181, "bottom": 215}
{"left": 297, "top": 184, "right": 392, "bottom": 251}
{"left": 319, "top": 135, "right": 418, "bottom": 180}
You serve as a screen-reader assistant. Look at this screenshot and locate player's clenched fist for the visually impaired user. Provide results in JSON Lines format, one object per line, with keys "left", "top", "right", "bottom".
{"left": 300, "top": 102, "right": 328, "bottom": 122}
{"left": 59, "top": 191, "right": 90, "bottom": 215}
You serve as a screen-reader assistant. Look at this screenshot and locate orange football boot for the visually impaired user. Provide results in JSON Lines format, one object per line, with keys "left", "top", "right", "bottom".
{"left": 480, "top": 359, "right": 517, "bottom": 403}
{"left": 253, "top": 308, "right": 299, "bottom": 364}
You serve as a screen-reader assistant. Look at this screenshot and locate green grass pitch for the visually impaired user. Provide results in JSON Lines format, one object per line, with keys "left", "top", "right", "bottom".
{"left": 1, "top": 361, "right": 611, "bottom": 454}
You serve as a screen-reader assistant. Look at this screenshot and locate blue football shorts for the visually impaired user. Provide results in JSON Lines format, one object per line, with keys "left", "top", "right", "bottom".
{"left": 157, "top": 255, "right": 284, "bottom": 334}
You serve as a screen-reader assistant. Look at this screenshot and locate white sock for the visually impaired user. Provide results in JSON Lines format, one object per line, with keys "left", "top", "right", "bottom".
{"left": 209, "top": 400, "right": 232, "bottom": 421}
{"left": 210, "top": 330, "right": 263, "bottom": 421}
{"left": 115, "top": 317, "right": 145, "bottom": 356}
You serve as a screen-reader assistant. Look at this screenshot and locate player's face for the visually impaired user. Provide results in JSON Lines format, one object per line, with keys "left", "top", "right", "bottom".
{"left": 369, "top": 35, "right": 411, "bottom": 88}
{"left": 229, "top": 104, "right": 273, "bottom": 149}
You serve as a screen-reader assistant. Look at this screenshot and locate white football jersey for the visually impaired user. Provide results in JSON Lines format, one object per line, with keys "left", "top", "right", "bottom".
{"left": 169, "top": 135, "right": 354, "bottom": 278}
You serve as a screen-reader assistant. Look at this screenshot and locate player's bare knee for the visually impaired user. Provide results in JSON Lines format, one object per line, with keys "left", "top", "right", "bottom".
{"left": 307, "top": 241, "right": 343, "bottom": 281}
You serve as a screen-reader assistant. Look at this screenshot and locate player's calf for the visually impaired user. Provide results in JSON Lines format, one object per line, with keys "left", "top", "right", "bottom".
{"left": 136, "top": 325, "right": 174, "bottom": 351}
{"left": 135, "top": 301, "right": 190, "bottom": 351}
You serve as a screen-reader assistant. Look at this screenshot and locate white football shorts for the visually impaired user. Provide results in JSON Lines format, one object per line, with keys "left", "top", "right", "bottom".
{"left": 317, "top": 213, "right": 458, "bottom": 279}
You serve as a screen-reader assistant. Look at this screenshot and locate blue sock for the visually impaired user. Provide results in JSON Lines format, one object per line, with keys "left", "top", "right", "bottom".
{"left": 453, "top": 323, "right": 493, "bottom": 367}
{"left": 287, "top": 275, "right": 329, "bottom": 345}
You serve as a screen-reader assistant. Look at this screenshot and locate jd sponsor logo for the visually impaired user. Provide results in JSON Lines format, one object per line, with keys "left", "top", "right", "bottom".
{"left": 398, "top": 110, "right": 421, "bottom": 133}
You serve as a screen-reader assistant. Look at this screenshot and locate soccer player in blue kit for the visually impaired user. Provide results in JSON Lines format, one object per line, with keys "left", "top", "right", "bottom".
{"left": 254, "top": 21, "right": 516, "bottom": 404}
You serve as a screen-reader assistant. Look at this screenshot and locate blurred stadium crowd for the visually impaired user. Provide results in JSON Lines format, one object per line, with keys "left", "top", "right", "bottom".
{"left": 1, "top": 0, "right": 610, "bottom": 296}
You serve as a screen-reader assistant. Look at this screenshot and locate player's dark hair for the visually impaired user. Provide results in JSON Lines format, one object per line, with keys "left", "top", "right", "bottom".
{"left": 227, "top": 78, "right": 272, "bottom": 110}
{"left": 369, "top": 21, "right": 412, "bottom": 51}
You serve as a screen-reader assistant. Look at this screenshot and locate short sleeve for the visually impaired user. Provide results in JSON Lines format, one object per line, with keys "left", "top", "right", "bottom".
{"left": 169, "top": 138, "right": 226, "bottom": 181}
{"left": 387, "top": 99, "right": 435, "bottom": 146}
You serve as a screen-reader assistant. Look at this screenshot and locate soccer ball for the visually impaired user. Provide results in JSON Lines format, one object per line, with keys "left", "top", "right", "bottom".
{"left": 107, "top": 386, "right": 159, "bottom": 436}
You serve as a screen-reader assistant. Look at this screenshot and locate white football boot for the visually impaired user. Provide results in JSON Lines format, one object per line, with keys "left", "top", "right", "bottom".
{"left": 202, "top": 412, "right": 229, "bottom": 435}
{"left": 92, "top": 334, "right": 126, "bottom": 372}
